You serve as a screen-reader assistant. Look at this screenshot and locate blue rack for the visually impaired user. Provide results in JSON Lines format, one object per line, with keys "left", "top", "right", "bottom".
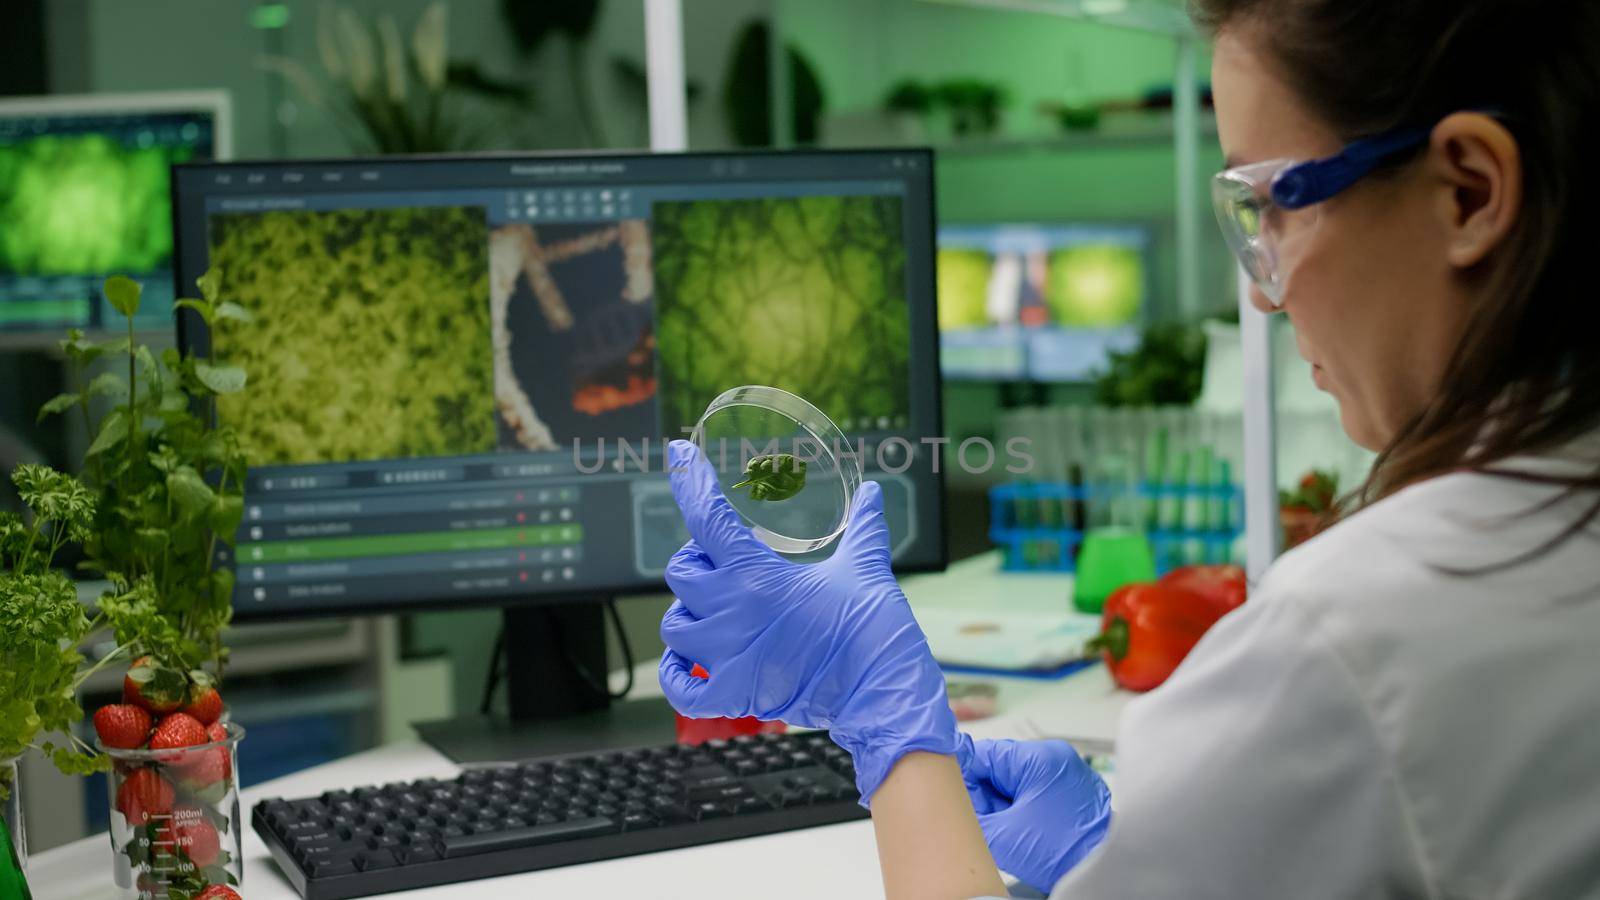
{"left": 989, "top": 481, "right": 1243, "bottom": 573}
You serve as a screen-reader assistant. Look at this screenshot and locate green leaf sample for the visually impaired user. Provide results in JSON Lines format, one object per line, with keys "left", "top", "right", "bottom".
{"left": 730, "top": 453, "right": 807, "bottom": 502}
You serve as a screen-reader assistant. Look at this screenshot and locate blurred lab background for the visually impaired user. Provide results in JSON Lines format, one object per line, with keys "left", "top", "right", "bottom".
{"left": 0, "top": 0, "right": 1369, "bottom": 850}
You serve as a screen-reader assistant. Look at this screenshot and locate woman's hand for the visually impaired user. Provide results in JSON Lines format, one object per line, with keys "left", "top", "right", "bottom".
{"left": 962, "top": 738, "right": 1113, "bottom": 893}
{"left": 659, "top": 440, "right": 961, "bottom": 805}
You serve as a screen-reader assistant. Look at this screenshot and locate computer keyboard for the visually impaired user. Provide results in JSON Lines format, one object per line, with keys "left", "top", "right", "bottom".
{"left": 252, "top": 730, "right": 868, "bottom": 900}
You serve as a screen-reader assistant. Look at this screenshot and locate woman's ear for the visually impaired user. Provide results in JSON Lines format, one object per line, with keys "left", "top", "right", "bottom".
{"left": 1427, "top": 112, "right": 1523, "bottom": 269}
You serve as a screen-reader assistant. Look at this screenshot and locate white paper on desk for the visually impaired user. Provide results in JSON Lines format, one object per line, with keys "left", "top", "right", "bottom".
{"left": 1002, "top": 664, "right": 1128, "bottom": 756}
{"left": 919, "top": 607, "right": 1101, "bottom": 671}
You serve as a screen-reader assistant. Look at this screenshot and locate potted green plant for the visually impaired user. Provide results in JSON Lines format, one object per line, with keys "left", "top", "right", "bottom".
{"left": 0, "top": 465, "right": 113, "bottom": 896}
{"left": 53, "top": 273, "right": 249, "bottom": 677}
{"left": 262, "top": 2, "right": 540, "bottom": 154}
{"left": 1093, "top": 322, "right": 1208, "bottom": 408}
{"left": 34, "top": 272, "right": 252, "bottom": 897}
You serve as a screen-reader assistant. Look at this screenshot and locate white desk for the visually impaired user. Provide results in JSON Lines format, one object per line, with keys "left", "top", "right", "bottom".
{"left": 31, "top": 556, "right": 1132, "bottom": 899}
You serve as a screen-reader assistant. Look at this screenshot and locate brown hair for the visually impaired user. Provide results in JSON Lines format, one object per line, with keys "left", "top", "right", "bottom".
{"left": 1193, "top": 0, "right": 1600, "bottom": 561}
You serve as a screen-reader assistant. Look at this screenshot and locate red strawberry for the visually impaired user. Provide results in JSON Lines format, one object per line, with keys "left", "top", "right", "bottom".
{"left": 149, "top": 713, "right": 208, "bottom": 750}
{"left": 160, "top": 805, "right": 220, "bottom": 868}
{"left": 183, "top": 686, "right": 224, "bottom": 726}
{"left": 196, "top": 886, "right": 241, "bottom": 900}
{"left": 115, "top": 768, "right": 175, "bottom": 824}
{"left": 93, "top": 704, "right": 153, "bottom": 749}
{"left": 206, "top": 722, "right": 228, "bottom": 744}
{"left": 123, "top": 656, "right": 184, "bottom": 714}
{"left": 690, "top": 664, "right": 710, "bottom": 679}
{"left": 178, "top": 745, "right": 232, "bottom": 789}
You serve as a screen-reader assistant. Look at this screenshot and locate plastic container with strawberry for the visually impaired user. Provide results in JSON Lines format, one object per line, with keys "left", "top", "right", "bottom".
{"left": 94, "top": 657, "right": 244, "bottom": 900}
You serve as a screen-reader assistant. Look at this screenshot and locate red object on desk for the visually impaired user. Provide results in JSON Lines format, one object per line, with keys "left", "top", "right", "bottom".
{"left": 674, "top": 663, "right": 787, "bottom": 745}
{"left": 1088, "top": 580, "right": 1241, "bottom": 692}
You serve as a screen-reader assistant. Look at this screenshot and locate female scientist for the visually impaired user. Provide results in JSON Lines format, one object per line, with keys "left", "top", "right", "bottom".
{"left": 658, "top": 0, "right": 1600, "bottom": 895}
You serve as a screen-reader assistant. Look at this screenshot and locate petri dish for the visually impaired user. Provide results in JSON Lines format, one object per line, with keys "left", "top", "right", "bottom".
{"left": 692, "top": 385, "right": 861, "bottom": 554}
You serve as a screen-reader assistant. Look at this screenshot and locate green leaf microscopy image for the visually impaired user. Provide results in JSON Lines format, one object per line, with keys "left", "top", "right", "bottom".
{"left": 936, "top": 248, "right": 994, "bottom": 329}
{"left": 653, "top": 195, "right": 912, "bottom": 431}
{"left": 208, "top": 206, "right": 497, "bottom": 465}
{"left": 0, "top": 134, "right": 190, "bottom": 274}
{"left": 1046, "top": 243, "right": 1144, "bottom": 327}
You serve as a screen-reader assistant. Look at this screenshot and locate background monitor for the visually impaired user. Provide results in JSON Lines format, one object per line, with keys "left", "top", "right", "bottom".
{"left": 0, "top": 90, "right": 231, "bottom": 342}
{"left": 937, "top": 222, "right": 1149, "bottom": 382}
{"left": 172, "top": 149, "right": 945, "bottom": 621}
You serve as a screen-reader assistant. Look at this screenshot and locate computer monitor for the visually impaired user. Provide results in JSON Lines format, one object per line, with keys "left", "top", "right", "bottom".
{"left": 937, "top": 222, "right": 1149, "bottom": 382}
{"left": 0, "top": 90, "right": 231, "bottom": 342}
{"left": 171, "top": 149, "right": 945, "bottom": 729}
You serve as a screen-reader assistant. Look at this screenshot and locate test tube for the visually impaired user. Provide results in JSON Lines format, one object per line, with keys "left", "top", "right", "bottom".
{"left": 1143, "top": 424, "right": 1168, "bottom": 530}
{"left": 1159, "top": 449, "right": 1186, "bottom": 533}
{"left": 1183, "top": 445, "right": 1213, "bottom": 565}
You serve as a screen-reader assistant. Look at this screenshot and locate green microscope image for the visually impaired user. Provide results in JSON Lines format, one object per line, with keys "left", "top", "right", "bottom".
{"left": 207, "top": 206, "right": 498, "bottom": 466}
{"left": 653, "top": 194, "right": 914, "bottom": 432}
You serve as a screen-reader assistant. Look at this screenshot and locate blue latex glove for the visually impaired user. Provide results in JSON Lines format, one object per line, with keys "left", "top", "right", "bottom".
{"left": 658, "top": 439, "right": 960, "bottom": 805}
{"left": 961, "top": 737, "right": 1113, "bottom": 893}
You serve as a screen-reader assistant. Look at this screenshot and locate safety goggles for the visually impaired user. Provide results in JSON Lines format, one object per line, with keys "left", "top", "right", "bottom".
{"left": 1211, "top": 125, "right": 1433, "bottom": 305}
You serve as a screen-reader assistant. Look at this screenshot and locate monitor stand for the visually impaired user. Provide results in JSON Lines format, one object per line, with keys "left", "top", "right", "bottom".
{"left": 414, "top": 599, "right": 677, "bottom": 765}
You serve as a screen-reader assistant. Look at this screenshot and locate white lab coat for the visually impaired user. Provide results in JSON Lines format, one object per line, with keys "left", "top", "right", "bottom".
{"left": 1046, "top": 447, "right": 1600, "bottom": 899}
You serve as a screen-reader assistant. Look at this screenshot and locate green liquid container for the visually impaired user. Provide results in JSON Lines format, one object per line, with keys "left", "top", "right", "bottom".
{"left": 0, "top": 777, "right": 29, "bottom": 900}
{"left": 1073, "top": 526, "right": 1157, "bottom": 614}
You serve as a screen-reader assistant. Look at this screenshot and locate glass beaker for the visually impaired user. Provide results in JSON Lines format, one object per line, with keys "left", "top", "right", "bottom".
{"left": 103, "top": 723, "right": 244, "bottom": 900}
{"left": 1075, "top": 453, "right": 1156, "bottom": 614}
{"left": 1, "top": 754, "right": 30, "bottom": 900}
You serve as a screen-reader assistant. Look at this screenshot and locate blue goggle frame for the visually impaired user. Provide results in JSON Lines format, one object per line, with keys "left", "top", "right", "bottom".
{"left": 1269, "top": 126, "right": 1433, "bottom": 210}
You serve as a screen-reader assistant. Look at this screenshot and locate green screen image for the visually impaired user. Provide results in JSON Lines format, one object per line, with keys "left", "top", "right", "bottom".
{"left": 1046, "top": 243, "right": 1144, "bottom": 327}
{"left": 653, "top": 195, "right": 912, "bottom": 431}
{"left": 0, "top": 134, "right": 189, "bottom": 275}
{"left": 936, "top": 248, "right": 993, "bottom": 330}
{"left": 208, "top": 206, "right": 498, "bottom": 466}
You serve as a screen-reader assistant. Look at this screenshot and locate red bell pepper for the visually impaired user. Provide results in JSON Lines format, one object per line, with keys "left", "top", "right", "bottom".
{"left": 1087, "top": 581, "right": 1241, "bottom": 692}
{"left": 1158, "top": 564, "right": 1248, "bottom": 612}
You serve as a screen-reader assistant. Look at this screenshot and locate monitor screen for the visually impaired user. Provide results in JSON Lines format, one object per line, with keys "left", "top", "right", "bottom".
{"left": 0, "top": 92, "right": 229, "bottom": 339}
{"left": 937, "top": 223, "right": 1148, "bottom": 381}
{"left": 172, "top": 150, "right": 944, "bottom": 619}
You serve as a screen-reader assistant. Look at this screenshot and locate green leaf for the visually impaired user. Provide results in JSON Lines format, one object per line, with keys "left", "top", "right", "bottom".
{"left": 196, "top": 268, "right": 223, "bottom": 303}
{"left": 95, "top": 335, "right": 132, "bottom": 357}
{"left": 214, "top": 302, "right": 253, "bottom": 324}
{"left": 729, "top": 454, "right": 808, "bottom": 502}
{"left": 49, "top": 746, "right": 109, "bottom": 776}
{"left": 193, "top": 363, "right": 247, "bottom": 395}
{"left": 208, "top": 495, "right": 244, "bottom": 538}
{"left": 86, "top": 410, "right": 128, "bottom": 457}
{"left": 58, "top": 329, "right": 94, "bottom": 363}
{"left": 127, "top": 660, "right": 189, "bottom": 705}
{"left": 211, "top": 567, "right": 236, "bottom": 607}
{"left": 167, "top": 467, "right": 216, "bottom": 517}
{"left": 135, "top": 344, "right": 159, "bottom": 377}
{"left": 133, "top": 527, "right": 169, "bottom": 555}
{"left": 104, "top": 275, "right": 143, "bottom": 317}
{"left": 36, "top": 392, "right": 81, "bottom": 422}
{"left": 160, "top": 388, "right": 190, "bottom": 413}
{"left": 174, "top": 298, "right": 213, "bottom": 326}
{"left": 87, "top": 371, "right": 128, "bottom": 400}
